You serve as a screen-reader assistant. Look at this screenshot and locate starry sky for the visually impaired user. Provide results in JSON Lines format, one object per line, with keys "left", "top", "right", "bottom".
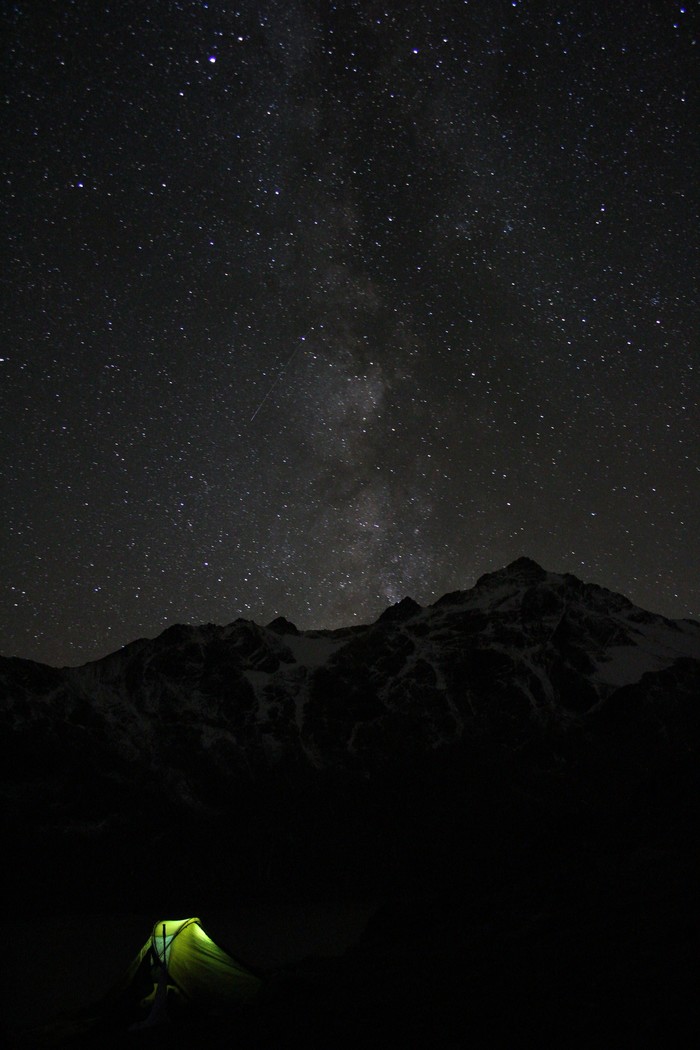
{"left": 2, "top": 0, "right": 698, "bottom": 666}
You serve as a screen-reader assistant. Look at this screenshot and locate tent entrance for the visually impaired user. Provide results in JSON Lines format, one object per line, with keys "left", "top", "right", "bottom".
{"left": 150, "top": 918, "right": 194, "bottom": 971}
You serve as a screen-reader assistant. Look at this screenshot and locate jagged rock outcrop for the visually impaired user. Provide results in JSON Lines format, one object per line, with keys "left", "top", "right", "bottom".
{"left": 2, "top": 559, "right": 698, "bottom": 904}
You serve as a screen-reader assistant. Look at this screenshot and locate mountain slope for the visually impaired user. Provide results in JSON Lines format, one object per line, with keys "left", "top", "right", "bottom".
{"left": 1, "top": 558, "right": 699, "bottom": 906}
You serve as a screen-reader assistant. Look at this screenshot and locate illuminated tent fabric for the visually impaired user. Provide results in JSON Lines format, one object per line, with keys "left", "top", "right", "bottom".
{"left": 118, "top": 917, "right": 262, "bottom": 1009}
{"left": 22, "top": 917, "right": 262, "bottom": 1045}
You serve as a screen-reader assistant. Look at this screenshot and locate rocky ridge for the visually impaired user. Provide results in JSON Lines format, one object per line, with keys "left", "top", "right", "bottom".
{"left": 2, "top": 558, "right": 699, "bottom": 906}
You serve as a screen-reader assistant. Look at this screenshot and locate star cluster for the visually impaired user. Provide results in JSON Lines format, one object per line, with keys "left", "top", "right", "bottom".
{"left": 2, "top": 1, "right": 698, "bottom": 665}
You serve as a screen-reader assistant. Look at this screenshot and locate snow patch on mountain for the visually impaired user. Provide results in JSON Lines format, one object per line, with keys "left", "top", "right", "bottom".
{"left": 2, "top": 559, "right": 699, "bottom": 799}
{"left": 283, "top": 632, "right": 348, "bottom": 669}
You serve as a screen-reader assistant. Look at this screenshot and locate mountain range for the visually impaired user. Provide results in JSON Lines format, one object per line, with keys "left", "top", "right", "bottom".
{"left": 3, "top": 557, "right": 700, "bottom": 1045}
{"left": 2, "top": 556, "right": 699, "bottom": 907}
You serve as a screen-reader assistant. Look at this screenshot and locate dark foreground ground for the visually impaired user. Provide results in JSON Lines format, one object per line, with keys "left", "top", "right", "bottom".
{"left": 5, "top": 837, "right": 700, "bottom": 1050}
{"left": 5, "top": 747, "right": 700, "bottom": 1047}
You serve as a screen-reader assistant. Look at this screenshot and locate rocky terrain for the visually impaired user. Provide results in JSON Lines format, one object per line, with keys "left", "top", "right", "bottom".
{"left": 2, "top": 558, "right": 699, "bottom": 1045}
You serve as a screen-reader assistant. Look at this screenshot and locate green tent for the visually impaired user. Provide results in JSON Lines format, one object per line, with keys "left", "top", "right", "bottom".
{"left": 119, "top": 917, "right": 262, "bottom": 1018}
{"left": 21, "top": 917, "right": 262, "bottom": 1044}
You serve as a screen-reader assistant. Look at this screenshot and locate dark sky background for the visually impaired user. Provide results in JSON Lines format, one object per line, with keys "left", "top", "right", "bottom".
{"left": 2, "top": 0, "right": 698, "bottom": 666}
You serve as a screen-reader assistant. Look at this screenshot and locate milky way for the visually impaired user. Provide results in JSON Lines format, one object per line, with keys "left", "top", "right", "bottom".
{"left": 2, "top": 1, "right": 698, "bottom": 665}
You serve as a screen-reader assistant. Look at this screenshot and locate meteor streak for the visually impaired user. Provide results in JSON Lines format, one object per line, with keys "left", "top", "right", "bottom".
{"left": 249, "top": 341, "right": 304, "bottom": 422}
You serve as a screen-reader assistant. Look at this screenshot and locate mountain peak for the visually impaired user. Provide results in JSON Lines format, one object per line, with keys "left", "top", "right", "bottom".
{"left": 505, "top": 556, "right": 546, "bottom": 575}
{"left": 376, "top": 596, "right": 422, "bottom": 624}
{"left": 266, "top": 616, "right": 299, "bottom": 636}
{"left": 473, "top": 556, "right": 547, "bottom": 591}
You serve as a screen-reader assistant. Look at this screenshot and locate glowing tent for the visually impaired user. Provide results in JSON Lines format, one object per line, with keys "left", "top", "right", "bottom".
{"left": 22, "top": 917, "right": 263, "bottom": 1044}
{"left": 114, "top": 917, "right": 262, "bottom": 1024}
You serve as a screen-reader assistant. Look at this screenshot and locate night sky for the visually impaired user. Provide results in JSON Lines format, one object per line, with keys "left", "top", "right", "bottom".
{"left": 2, "top": 1, "right": 698, "bottom": 667}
